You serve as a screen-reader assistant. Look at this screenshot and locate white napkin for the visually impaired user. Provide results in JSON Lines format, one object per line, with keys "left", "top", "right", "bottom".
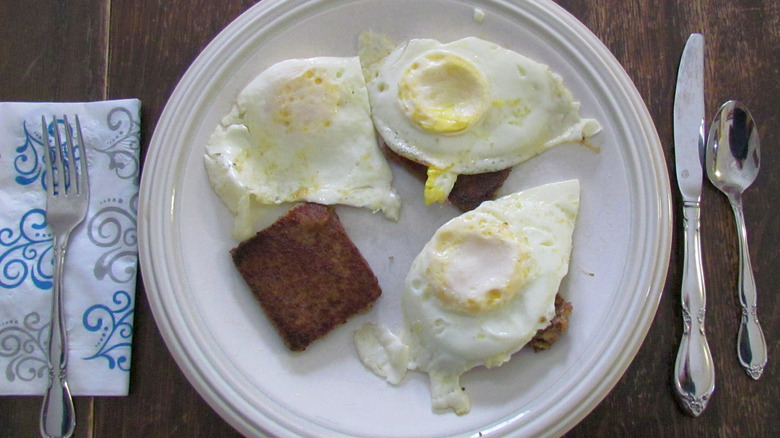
{"left": 0, "top": 99, "right": 141, "bottom": 396}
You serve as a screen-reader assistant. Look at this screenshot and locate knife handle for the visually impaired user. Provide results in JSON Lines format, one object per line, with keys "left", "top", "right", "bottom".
{"left": 730, "top": 196, "right": 767, "bottom": 379}
{"left": 673, "top": 201, "right": 715, "bottom": 416}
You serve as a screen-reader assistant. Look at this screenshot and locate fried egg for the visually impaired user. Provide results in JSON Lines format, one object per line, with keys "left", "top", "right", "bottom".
{"left": 354, "top": 179, "right": 580, "bottom": 415}
{"left": 358, "top": 32, "right": 600, "bottom": 204}
{"left": 204, "top": 56, "right": 401, "bottom": 239}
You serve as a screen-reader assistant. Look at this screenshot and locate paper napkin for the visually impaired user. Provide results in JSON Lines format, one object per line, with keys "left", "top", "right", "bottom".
{"left": 0, "top": 99, "right": 141, "bottom": 396}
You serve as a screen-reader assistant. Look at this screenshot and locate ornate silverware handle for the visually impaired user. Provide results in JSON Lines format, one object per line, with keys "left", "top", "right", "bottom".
{"left": 673, "top": 202, "right": 715, "bottom": 416}
{"left": 730, "top": 195, "right": 767, "bottom": 379}
{"left": 40, "top": 235, "right": 76, "bottom": 438}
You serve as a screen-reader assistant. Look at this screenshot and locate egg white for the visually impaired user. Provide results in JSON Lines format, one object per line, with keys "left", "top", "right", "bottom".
{"left": 354, "top": 179, "right": 581, "bottom": 415}
{"left": 204, "top": 56, "right": 401, "bottom": 239}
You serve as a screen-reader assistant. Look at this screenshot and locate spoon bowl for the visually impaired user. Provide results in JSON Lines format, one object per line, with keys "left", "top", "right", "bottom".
{"left": 705, "top": 100, "right": 767, "bottom": 379}
{"left": 706, "top": 101, "right": 760, "bottom": 195}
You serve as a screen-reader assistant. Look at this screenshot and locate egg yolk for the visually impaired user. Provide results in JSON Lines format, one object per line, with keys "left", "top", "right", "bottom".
{"left": 425, "top": 216, "right": 533, "bottom": 315}
{"left": 398, "top": 52, "right": 489, "bottom": 133}
{"left": 424, "top": 166, "right": 456, "bottom": 205}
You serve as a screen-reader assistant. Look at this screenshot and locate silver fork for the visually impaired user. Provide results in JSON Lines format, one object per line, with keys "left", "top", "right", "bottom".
{"left": 39, "top": 115, "right": 90, "bottom": 438}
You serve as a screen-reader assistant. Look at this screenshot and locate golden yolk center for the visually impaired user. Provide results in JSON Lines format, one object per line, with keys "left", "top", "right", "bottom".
{"left": 398, "top": 52, "right": 489, "bottom": 133}
{"left": 426, "top": 222, "right": 533, "bottom": 315}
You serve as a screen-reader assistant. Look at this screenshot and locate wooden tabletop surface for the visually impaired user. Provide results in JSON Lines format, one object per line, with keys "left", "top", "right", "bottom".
{"left": 1, "top": 0, "right": 778, "bottom": 436}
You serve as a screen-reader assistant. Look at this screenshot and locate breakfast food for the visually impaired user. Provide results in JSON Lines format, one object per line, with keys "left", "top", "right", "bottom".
{"left": 231, "top": 203, "right": 382, "bottom": 352}
{"left": 382, "top": 144, "right": 511, "bottom": 211}
{"left": 530, "top": 293, "right": 573, "bottom": 352}
{"left": 354, "top": 179, "right": 580, "bottom": 414}
{"left": 205, "top": 56, "right": 400, "bottom": 239}
{"left": 359, "top": 31, "right": 600, "bottom": 204}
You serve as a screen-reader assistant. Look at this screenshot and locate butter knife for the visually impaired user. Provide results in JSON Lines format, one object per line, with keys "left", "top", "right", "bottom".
{"left": 672, "top": 33, "right": 715, "bottom": 417}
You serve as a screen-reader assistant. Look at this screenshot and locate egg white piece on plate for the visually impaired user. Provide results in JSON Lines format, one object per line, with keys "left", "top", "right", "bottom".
{"left": 354, "top": 179, "right": 580, "bottom": 415}
{"left": 204, "top": 56, "right": 401, "bottom": 239}
{"left": 359, "top": 32, "right": 600, "bottom": 204}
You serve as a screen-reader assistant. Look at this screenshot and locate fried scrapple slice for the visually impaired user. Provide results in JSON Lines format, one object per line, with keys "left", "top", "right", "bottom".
{"left": 382, "top": 145, "right": 511, "bottom": 212}
{"left": 530, "top": 293, "right": 573, "bottom": 352}
{"left": 230, "top": 203, "right": 381, "bottom": 352}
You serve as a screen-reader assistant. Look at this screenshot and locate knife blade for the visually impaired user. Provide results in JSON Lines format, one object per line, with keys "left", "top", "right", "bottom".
{"left": 674, "top": 34, "right": 706, "bottom": 200}
{"left": 672, "top": 33, "right": 716, "bottom": 417}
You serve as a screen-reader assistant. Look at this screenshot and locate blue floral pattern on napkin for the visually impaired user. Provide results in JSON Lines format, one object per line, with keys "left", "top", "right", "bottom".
{"left": 0, "top": 208, "right": 51, "bottom": 290}
{"left": 82, "top": 290, "right": 134, "bottom": 371}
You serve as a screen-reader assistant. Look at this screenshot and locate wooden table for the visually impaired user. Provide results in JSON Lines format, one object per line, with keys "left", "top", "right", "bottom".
{"left": 1, "top": 0, "right": 778, "bottom": 436}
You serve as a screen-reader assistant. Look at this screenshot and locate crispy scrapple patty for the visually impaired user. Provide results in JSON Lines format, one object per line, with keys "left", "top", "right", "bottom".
{"left": 530, "top": 293, "right": 573, "bottom": 352}
{"left": 230, "top": 203, "right": 381, "bottom": 351}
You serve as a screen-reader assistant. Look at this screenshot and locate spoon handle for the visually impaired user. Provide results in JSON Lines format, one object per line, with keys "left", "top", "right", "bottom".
{"left": 730, "top": 196, "right": 767, "bottom": 379}
{"left": 674, "top": 201, "right": 716, "bottom": 416}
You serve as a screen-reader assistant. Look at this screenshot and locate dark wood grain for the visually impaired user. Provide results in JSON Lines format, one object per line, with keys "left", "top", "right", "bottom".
{"left": 0, "top": 0, "right": 109, "bottom": 102}
{"left": 1, "top": 0, "right": 778, "bottom": 436}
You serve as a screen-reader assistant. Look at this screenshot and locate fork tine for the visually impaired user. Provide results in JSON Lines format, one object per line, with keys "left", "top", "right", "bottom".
{"left": 73, "top": 115, "right": 89, "bottom": 194}
{"left": 61, "top": 115, "right": 79, "bottom": 195}
{"left": 41, "top": 116, "right": 55, "bottom": 196}
{"left": 51, "top": 115, "right": 65, "bottom": 196}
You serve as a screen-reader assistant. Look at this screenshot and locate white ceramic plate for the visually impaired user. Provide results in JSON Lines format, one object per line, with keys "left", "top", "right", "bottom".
{"left": 139, "top": 0, "right": 672, "bottom": 436}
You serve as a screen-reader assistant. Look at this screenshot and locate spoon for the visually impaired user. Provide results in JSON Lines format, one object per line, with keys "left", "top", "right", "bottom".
{"left": 705, "top": 100, "right": 767, "bottom": 379}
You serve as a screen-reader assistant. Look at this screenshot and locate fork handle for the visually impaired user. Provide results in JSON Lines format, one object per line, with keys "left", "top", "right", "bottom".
{"left": 673, "top": 201, "right": 715, "bottom": 416}
{"left": 40, "top": 235, "right": 76, "bottom": 438}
